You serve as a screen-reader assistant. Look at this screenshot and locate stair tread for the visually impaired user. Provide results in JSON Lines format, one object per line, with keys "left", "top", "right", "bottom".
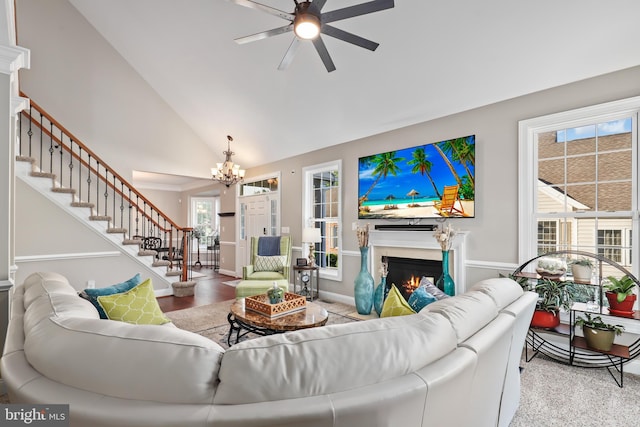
{"left": 31, "top": 171, "right": 55, "bottom": 179}
{"left": 107, "top": 228, "right": 127, "bottom": 234}
{"left": 51, "top": 187, "right": 76, "bottom": 194}
{"left": 16, "top": 155, "right": 35, "bottom": 163}
{"left": 89, "top": 215, "right": 111, "bottom": 221}
{"left": 70, "top": 202, "right": 95, "bottom": 208}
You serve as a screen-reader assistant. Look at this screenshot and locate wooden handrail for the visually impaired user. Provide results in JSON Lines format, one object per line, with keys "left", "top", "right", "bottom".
{"left": 19, "top": 92, "right": 192, "bottom": 282}
{"left": 20, "top": 111, "right": 178, "bottom": 233}
{"left": 21, "top": 93, "right": 183, "bottom": 232}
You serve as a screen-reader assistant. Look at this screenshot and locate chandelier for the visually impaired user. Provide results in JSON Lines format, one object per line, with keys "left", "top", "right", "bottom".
{"left": 211, "top": 135, "right": 245, "bottom": 187}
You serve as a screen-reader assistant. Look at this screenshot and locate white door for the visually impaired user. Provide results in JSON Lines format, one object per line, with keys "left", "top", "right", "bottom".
{"left": 238, "top": 194, "right": 271, "bottom": 269}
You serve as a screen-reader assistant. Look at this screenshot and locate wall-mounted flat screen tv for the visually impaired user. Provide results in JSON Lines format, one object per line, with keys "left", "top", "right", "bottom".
{"left": 358, "top": 134, "right": 475, "bottom": 219}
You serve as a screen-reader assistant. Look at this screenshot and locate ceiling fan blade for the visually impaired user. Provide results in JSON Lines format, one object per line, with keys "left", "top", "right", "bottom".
{"left": 228, "top": 0, "right": 294, "bottom": 21}
{"left": 278, "top": 38, "right": 301, "bottom": 70}
{"left": 322, "top": 25, "right": 379, "bottom": 51}
{"left": 322, "top": 0, "right": 394, "bottom": 24}
{"left": 311, "top": 36, "right": 336, "bottom": 72}
{"left": 234, "top": 24, "right": 293, "bottom": 44}
{"left": 313, "top": 0, "right": 328, "bottom": 12}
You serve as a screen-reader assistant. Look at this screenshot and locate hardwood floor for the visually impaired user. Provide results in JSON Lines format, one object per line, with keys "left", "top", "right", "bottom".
{"left": 158, "top": 268, "right": 238, "bottom": 313}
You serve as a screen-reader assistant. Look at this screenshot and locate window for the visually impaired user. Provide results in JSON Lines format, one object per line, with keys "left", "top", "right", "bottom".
{"left": 190, "top": 197, "right": 219, "bottom": 247}
{"left": 303, "top": 160, "right": 342, "bottom": 280}
{"left": 519, "top": 97, "right": 640, "bottom": 275}
{"left": 537, "top": 220, "right": 558, "bottom": 254}
{"left": 240, "top": 178, "right": 278, "bottom": 195}
{"left": 598, "top": 229, "right": 622, "bottom": 263}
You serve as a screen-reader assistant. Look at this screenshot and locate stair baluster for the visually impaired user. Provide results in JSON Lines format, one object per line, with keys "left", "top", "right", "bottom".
{"left": 15, "top": 93, "right": 195, "bottom": 293}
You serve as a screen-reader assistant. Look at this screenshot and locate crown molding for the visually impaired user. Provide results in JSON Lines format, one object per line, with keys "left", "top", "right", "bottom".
{"left": 0, "top": 44, "right": 30, "bottom": 75}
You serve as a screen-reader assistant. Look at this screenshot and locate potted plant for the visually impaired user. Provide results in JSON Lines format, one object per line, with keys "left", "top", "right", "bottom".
{"left": 267, "top": 282, "right": 284, "bottom": 304}
{"left": 570, "top": 258, "right": 594, "bottom": 283}
{"left": 575, "top": 312, "right": 624, "bottom": 352}
{"left": 604, "top": 275, "right": 637, "bottom": 315}
{"left": 531, "top": 278, "right": 572, "bottom": 329}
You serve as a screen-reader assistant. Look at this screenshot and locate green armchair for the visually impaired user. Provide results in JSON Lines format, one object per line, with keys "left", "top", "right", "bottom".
{"left": 242, "top": 236, "right": 292, "bottom": 281}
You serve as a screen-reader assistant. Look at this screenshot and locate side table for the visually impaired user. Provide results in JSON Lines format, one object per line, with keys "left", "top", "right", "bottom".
{"left": 293, "top": 265, "right": 319, "bottom": 301}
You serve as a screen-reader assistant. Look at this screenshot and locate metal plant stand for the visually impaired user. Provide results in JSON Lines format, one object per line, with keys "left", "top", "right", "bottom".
{"left": 514, "top": 250, "right": 640, "bottom": 387}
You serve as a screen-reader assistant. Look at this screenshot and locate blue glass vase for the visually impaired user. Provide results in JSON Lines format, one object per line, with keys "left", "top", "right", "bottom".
{"left": 354, "top": 246, "right": 374, "bottom": 315}
{"left": 436, "top": 250, "right": 455, "bottom": 296}
{"left": 373, "top": 277, "right": 388, "bottom": 316}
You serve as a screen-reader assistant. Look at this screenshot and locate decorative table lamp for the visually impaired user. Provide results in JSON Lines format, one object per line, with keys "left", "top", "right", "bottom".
{"left": 302, "top": 227, "right": 322, "bottom": 267}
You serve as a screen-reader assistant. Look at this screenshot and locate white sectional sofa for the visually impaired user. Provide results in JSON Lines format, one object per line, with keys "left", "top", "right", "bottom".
{"left": 1, "top": 272, "right": 537, "bottom": 427}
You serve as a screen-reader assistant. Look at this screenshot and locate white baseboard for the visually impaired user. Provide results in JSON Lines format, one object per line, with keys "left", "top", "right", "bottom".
{"left": 318, "top": 290, "right": 355, "bottom": 306}
{"left": 218, "top": 268, "right": 238, "bottom": 277}
{"left": 624, "top": 359, "right": 640, "bottom": 376}
{"left": 154, "top": 288, "right": 174, "bottom": 297}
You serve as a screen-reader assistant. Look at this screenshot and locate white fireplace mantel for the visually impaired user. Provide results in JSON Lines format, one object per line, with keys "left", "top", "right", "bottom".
{"left": 368, "top": 230, "right": 468, "bottom": 295}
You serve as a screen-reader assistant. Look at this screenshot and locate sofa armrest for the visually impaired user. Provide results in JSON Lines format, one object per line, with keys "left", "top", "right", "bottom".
{"left": 243, "top": 265, "right": 254, "bottom": 280}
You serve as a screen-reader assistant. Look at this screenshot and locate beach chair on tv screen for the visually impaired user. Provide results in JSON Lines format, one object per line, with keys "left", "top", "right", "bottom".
{"left": 434, "top": 185, "right": 471, "bottom": 217}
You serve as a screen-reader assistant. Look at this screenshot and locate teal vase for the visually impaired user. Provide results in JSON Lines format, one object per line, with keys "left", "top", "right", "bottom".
{"left": 436, "top": 250, "right": 455, "bottom": 296}
{"left": 354, "top": 246, "right": 374, "bottom": 314}
{"left": 373, "top": 277, "right": 388, "bottom": 316}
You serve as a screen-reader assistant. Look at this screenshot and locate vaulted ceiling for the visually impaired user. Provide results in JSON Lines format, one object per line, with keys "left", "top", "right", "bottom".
{"left": 68, "top": 0, "right": 640, "bottom": 178}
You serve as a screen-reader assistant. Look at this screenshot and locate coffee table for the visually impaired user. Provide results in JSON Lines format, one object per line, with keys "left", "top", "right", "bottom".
{"left": 227, "top": 298, "right": 328, "bottom": 346}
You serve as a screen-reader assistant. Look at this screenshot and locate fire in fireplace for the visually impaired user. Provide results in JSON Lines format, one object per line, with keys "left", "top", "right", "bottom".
{"left": 385, "top": 256, "right": 443, "bottom": 301}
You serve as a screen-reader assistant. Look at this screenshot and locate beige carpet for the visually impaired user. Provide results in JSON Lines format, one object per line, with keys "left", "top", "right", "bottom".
{"left": 512, "top": 353, "right": 640, "bottom": 426}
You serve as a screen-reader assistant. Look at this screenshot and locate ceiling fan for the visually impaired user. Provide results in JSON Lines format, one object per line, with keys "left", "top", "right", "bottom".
{"left": 229, "top": 0, "right": 395, "bottom": 72}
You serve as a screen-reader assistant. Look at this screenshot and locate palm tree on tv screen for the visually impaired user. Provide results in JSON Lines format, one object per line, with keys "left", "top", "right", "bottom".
{"left": 407, "top": 147, "right": 441, "bottom": 199}
{"left": 358, "top": 151, "right": 404, "bottom": 209}
{"left": 437, "top": 136, "right": 475, "bottom": 187}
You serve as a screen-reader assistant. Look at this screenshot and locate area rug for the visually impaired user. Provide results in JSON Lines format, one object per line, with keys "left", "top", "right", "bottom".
{"left": 165, "top": 299, "right": 359, "bottom": 349}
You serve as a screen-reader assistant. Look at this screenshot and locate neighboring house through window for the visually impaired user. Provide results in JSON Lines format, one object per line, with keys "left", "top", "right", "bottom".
{"left": 519, "top": 97, "right": 639, "bottom": 277}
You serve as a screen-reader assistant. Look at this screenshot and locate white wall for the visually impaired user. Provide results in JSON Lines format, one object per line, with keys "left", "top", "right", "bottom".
{"left": 14, "top": 178, "right": 171, "bottom": 291}
{"left": 15, "top": 0, "right": 216, "bottom": 182}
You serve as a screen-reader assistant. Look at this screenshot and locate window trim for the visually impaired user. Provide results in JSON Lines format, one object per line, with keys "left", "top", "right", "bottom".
{"left": 302, "top": 160, "right": 342, "bottom": 281}
{"left": 519, "top": 96, "right": 640, "bottom": 272}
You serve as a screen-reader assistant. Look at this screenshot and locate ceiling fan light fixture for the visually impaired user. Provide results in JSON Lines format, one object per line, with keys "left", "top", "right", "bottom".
{"left": 294, "top": 2, "right": 320, "bottom": 40}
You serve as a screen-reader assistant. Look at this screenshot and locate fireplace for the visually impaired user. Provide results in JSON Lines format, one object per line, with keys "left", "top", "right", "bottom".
{"left": 368, "top": 229, "right": 467, "bottom": 296}
{"left": 385, "top": 256, "right": 442, "bottom": 301}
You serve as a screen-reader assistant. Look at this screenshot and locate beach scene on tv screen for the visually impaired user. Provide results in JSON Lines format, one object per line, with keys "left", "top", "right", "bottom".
{"left": 358, "top": 135, "right": 475, "bottom": 219}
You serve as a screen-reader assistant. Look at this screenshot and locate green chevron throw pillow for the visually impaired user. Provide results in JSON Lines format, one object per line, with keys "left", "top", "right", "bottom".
{"left": 98, "top": 278, "right": 171, "bottom": 325}
{"left": 254, "top": 255, "right": 286, "bottom": 272}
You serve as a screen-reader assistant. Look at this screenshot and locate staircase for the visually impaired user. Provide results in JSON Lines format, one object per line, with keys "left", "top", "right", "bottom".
{"left": 15, "top": 95, "right": 196, "bottom": 296}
